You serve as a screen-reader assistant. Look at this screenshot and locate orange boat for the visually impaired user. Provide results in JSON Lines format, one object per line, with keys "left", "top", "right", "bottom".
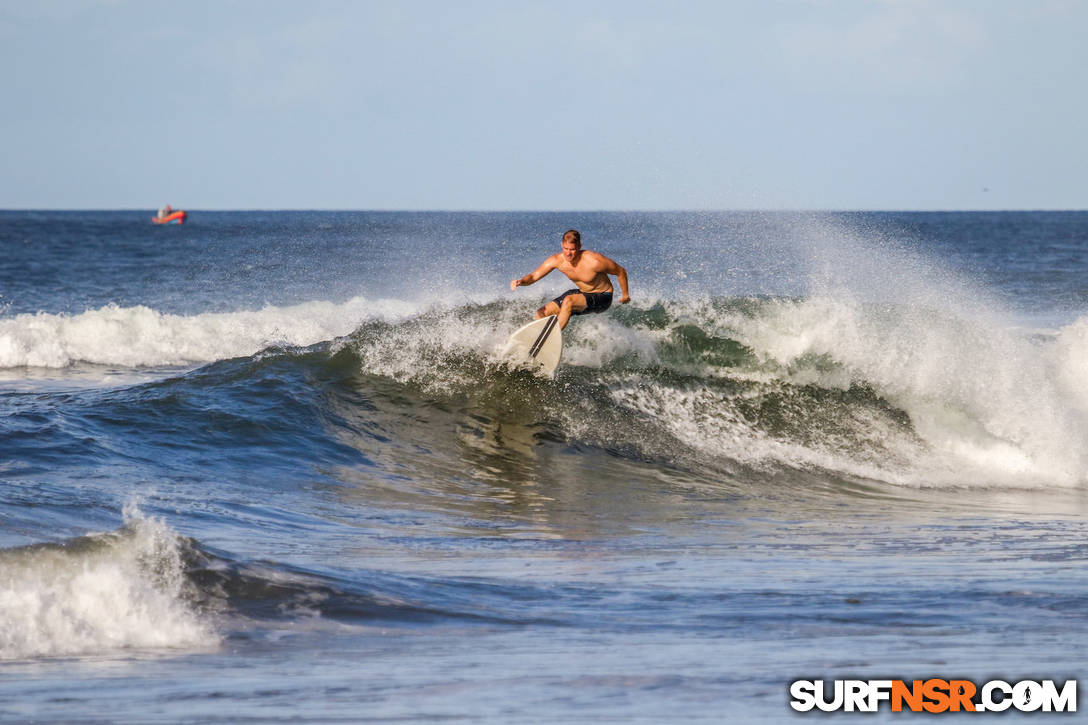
{"left": 152, "top": 208, "right": 187, "bottom": 224}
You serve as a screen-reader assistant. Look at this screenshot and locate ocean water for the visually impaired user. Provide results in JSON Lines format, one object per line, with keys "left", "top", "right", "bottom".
{"left": 1, "top": 210, "right": 1086, "bottom": 722}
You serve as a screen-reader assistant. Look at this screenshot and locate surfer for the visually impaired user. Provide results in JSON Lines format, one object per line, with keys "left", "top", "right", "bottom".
{"left": 509, "top": 229, "right": 630, "bottom": 330}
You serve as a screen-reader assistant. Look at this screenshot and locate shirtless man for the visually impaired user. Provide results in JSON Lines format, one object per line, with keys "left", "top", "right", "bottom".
{"left": 510, "top": 229, "right": 630, "bottom": 330}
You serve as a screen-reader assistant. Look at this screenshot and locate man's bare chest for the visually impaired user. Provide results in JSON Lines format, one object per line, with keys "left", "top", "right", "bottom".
{"left": 558, "top": 261, "right": 603, "bottom": 283}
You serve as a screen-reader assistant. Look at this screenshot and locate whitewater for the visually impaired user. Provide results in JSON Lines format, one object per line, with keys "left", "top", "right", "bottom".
{"left": 1, "top": 210, "right": 1086, "bottom": 722}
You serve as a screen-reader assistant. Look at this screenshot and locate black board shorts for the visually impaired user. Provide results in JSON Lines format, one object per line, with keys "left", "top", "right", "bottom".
{"left": 552, "top": 288, "right": 613, "bottom": 315}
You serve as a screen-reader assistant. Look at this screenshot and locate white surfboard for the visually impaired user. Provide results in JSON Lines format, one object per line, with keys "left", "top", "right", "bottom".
{"left": 503, "top": 315, "right": 562, "bottom": 377}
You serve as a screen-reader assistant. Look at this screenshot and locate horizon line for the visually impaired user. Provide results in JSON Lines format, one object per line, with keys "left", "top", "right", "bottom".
{"left": 2, "top": 207, "right": 1086, "bottom": 214}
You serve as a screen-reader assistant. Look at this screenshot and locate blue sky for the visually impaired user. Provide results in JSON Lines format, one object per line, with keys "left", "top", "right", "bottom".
{"left": 2, "top": 0, "right": 1085, "bottom": 210}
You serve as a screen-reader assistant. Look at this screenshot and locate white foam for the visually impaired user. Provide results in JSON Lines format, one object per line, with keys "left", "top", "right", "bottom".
{"left": 350, "top": 307, "right": 511, "bottom": 393}
{"left": 559, "top": 314, "right": 660, "bottom": 369}
{"left": 0, "top": 507, "right": 217, "bottom": 660}
{"left": 0, "top": 297, "right": 419, "bottom": 369}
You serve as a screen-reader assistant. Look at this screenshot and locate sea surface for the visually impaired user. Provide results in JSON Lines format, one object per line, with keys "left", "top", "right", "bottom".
{"left": 1, "top": 210, "right": 1086, "bottom": 722}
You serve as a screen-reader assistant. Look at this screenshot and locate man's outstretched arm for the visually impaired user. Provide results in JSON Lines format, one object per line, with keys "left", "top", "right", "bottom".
{"left": 510, "top": 256, "right": 558, "bottom": 290}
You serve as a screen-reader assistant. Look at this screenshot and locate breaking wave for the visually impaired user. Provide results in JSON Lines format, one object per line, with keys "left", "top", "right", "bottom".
{"left": 336, "top": 295, "right": 1088, "bottom": 489}
{"left": 0, "top": 507, "right": 217, "bottom": 660}
{"left": 4, "top": 290, "right": 1088, "bottom": 492}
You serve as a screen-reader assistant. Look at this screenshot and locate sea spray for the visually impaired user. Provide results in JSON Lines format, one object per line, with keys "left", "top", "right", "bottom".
{"left": 795, "top": 216, "right": 1088, "bottom": 485}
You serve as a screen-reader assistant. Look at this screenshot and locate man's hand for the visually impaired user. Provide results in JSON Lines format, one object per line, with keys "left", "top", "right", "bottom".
{"left": 510, "top": 279, "right": 520, "bottom": 291}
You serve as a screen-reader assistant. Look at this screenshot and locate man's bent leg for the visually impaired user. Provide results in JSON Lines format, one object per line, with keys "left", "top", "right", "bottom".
{"left": 557, "top": 294, "right": 587, "bottom": 330}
